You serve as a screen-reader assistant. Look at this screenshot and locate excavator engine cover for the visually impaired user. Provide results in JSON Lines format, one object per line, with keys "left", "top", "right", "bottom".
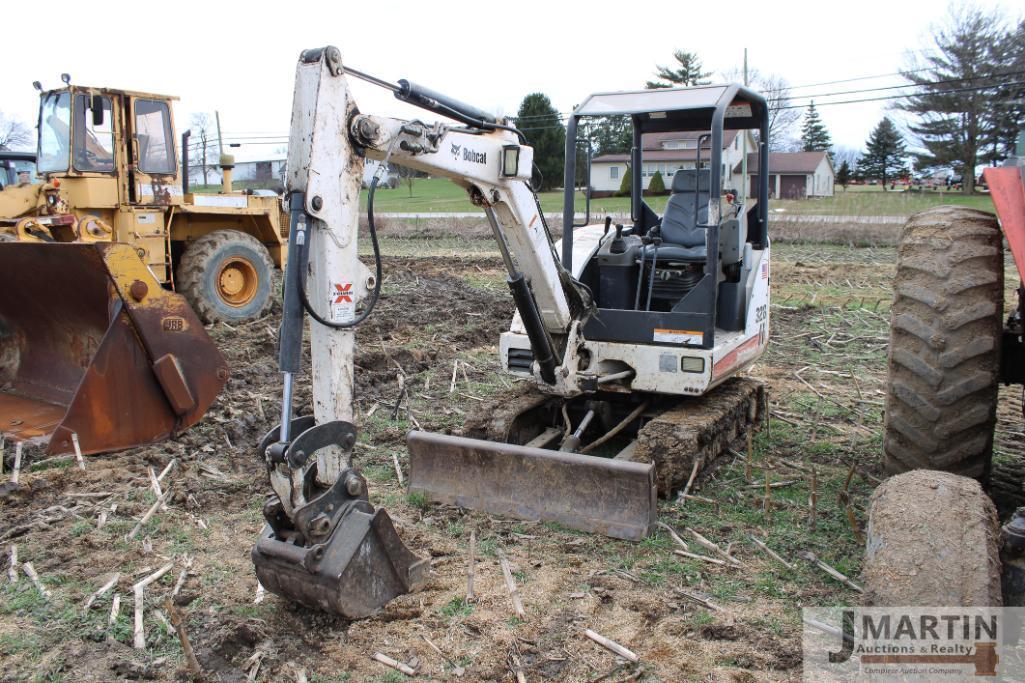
{"left": 0, "top": 242, "right": 227, "bottom": 455}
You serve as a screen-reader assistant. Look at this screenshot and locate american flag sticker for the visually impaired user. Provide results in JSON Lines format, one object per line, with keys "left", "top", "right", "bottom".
{"left": 761, "top": 261, "right": 769, "bottom": 279}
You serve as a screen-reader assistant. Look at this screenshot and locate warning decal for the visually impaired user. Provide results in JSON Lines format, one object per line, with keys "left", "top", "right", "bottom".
{"left": 654, "top": 328, "right": 703, "bottom": 345}
{"left": 330, "top": 282, "right": 355, "bottom": 322}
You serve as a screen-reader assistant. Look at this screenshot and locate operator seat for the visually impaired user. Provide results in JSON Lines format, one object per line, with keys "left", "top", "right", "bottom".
{"left": 643, "top": 169, "right": 710, "bottom": 261}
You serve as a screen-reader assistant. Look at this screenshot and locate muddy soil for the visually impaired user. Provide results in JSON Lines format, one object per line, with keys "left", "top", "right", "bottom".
{"left": 0, "top": 245, "right": 999, "bottom": 682}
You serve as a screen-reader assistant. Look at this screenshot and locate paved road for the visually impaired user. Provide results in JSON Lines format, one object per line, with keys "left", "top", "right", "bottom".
{"left": 379, "top": 211, "right": 907, "bottom": 224}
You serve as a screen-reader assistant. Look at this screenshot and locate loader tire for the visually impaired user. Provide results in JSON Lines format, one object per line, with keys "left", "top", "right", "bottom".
{"left": 883, "top": 206, "right": 1003, "bottom": 479}
{"left": 864, "top": 469, "right": 1002, "bottom": 606}
{"left": 178, "top": 229, "right": 274, "bottom": 323}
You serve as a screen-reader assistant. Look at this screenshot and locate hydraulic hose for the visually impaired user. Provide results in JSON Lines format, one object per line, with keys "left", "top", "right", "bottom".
{"left": 297, "top": 176, "right": 384, "bottom": 328}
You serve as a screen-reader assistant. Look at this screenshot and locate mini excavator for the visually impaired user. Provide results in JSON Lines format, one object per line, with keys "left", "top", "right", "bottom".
{"left": 252, "top": 47, "right": 770, "bottom": 617}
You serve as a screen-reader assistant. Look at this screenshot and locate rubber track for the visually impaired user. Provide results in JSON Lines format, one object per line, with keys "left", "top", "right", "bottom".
{"left": 883, "top": 206, "right": 1003, "bottom": 479}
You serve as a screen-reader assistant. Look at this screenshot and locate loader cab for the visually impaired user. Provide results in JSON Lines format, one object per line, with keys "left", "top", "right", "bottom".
{"left": 36, "top": 86, "right": 180, "bottom": 208}
{"left": 0, "top": 151, "right": 36, "bottom": 190}
{"left": 562, "top": 84, "right": 770, "bottom": 352}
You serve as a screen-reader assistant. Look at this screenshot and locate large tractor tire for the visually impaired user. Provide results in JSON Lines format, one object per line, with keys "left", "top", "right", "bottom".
{"left": 178, "top": 229, "right": 275, "bottom": 324}
{"left": 864, "top": 470, "right": 1002, "bottom": 606}
{"left": 883, "top": 206, "right": 1004, "bottom": 479}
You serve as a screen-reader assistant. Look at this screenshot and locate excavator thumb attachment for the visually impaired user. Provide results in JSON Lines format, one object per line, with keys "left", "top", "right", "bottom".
{"left": 0, "top": 242, "right": 228, "bottom": 456}
{"left": 407, "top": 431, "right": 657, "bottom": 540}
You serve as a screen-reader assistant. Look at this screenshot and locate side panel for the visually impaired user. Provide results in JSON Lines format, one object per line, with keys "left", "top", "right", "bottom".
{"left": 984, "top": 167, "right": 1025, "bottom": 282}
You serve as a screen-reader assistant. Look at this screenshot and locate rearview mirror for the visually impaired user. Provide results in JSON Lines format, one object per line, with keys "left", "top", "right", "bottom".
{"left": 91, "top": 95, "right": 104, "bottom": 127}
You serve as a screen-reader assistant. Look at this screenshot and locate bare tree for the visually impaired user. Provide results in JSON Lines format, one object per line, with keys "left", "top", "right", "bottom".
{"left": 721, "top": 68, "right": 801, "bottom": 150}
{"left": 189, "top": 113, "right": 217, "bottom": 187}
{"left": 394, "top": 164, "right": 420, "bottom": 198}
{"left": 0, "top": 112, "right": 32, "bottom": 151}
{"left": 832, "top": 146, "right": 862, "bottom": 173}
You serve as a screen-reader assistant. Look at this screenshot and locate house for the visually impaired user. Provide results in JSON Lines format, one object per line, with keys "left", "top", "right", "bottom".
{"left": 231, "top": 154, "right": 287, "bottom": 186}
{"left": 589, "top": 130, "right": 756, "bottom": 196}
{"left": 737, "top": 151, "right": 834, "bottom": 199}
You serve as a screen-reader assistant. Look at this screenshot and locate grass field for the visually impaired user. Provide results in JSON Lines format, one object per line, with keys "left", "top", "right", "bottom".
{"left": 4, "top": 225, "right": 1020, "bottom": 681}
{"left": 362, "top": 177, "right": 994, "bottom": 216}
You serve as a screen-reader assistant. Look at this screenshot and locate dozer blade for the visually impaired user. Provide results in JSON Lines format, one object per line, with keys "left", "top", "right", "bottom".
{"left": 0, "top": 242, "right": 227, "bottom": 455}
{"left": 407, "top": 430, "right": 656, "bottom": 540}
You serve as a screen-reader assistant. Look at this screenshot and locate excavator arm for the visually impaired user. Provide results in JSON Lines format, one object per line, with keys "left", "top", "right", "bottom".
{"left": 251, "top": 47, "right": 654, "bottom": 618}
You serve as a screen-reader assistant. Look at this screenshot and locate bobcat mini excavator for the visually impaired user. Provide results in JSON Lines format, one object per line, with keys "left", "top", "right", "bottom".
{"left": 252, "top": 46, "right": 770, "bottom": 617}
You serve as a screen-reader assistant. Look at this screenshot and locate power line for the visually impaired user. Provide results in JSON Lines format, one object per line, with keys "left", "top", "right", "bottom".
{"left": 783, "top": 68, "right": 1025, "bottom": 103}
{"left": 779, "top": 78, "right": 1025, "bottom": 110}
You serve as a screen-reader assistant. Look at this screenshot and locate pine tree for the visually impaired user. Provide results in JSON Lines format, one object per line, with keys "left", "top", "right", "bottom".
{"left": 859, "top": 118, "right": 908, "bottom": 190}
{"left": 514, "top": 93, "right": 565, "bottom": 191}
{"left": 617, "top": 166, "right": 632, "bottom": 196}
{"left": 588, "top": 116, "right": 633, "bottom": 156}
{"left": 836, "top": 160, "right": 852, "bottom": 191}
{"left": 645, "top": 50, "right": 711, "bottom": 89}
{"left": 800, "top": 102, "right": 832, "bottom": 156}
{"left": 898, "top": 6, "right": 1010, "bottom": 193}
{"left": 648, "top": 170, "right": 666, "bottom": 195}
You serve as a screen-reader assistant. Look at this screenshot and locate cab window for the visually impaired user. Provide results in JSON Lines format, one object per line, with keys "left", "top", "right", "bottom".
{"left": 73, "top": 94, "right": 115, "bottom": 173}
{"left": 37, "top": 92, "right": 71, "bottom": 173}
{"left": 134, "top": 99, "right": 175, "bottom": 175}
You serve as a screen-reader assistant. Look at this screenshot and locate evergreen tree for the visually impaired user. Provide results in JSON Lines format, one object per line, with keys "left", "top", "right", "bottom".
{"left": 587, "top": 116, "right": 633, "bottom": 156}
{"left": 648, "top": 170, "right": 666, "bottom": 195}
{"left": 800, "top": 102, "right": 832, "bottom": 156}
{"left": 836, "top": 160, "right": 852, "bottom": 191}
{"left": 645, "top": 50, "right": 710, "bottom": 89}
{"left": 898, "top": 6, "right": 1009, "bottom": 193}
{"left": 617, "top": 166, "right": 632, "bottom": 197}
{"left": 514, "top": 93, "right": 565, "bottom": 191}
{"left": 986, "top": 18, "right": 1025, "bottom": 164}
{"left": 859, "top": 118, "right": 908, "bottom": 189}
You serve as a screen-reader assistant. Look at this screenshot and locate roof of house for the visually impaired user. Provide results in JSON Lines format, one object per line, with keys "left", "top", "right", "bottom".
{"left": 732, "top": 151, "right": 831, "bottom": 175}
{"left": 592, "top": 130, "right": 740, "bottom": 163}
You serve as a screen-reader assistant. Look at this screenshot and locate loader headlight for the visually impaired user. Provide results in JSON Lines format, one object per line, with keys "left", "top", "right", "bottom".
{"left": 501, "top": 145, "right": 520, "bottom": 177}
{"left": 681, "top": 357, "right": 705, "bottom": 373}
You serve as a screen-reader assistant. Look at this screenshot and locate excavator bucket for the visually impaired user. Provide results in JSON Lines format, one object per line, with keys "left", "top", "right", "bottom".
{"left": 253, "top": 505, "right": 428, "bottom": 618}
{"left": 0, "top": 242, "right": 228, "bottom": 456}
{"left": 407, "top": 431, "right": 657, "bottom": 540}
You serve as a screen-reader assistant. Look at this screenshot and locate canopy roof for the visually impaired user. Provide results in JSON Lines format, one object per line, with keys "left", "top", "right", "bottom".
{"left": 572, "top": 84, "right": 766, "bottom": 133}
{"left": 575, "top": 85, "right": 735, "bottom": 116}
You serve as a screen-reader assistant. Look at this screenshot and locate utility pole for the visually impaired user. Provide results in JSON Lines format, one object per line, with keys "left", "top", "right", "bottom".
{"left": 215, "top": 110, "right": 224, "bottom": 157}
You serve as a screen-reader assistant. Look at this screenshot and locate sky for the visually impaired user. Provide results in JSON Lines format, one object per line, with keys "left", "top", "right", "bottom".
{"left": 2, "top": 0, "right": 1021, "bottom": 162}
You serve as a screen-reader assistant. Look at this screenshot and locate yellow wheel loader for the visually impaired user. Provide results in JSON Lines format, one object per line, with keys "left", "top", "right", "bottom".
{"left": 0, "top": 83, "right": 288, "bottom": 457}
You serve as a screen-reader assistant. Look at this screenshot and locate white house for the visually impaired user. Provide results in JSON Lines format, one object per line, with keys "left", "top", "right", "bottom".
{"left": 589, "top": 130, "right": 756, "bottom": 195}
{"left": 737, "top": 151, "right": 834, "bottom": 198}
{"left": 231, "top": 154, "right": 287, "bottom": 185}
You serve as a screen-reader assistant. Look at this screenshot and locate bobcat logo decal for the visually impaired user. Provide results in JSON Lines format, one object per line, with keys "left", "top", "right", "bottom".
{"left": 450, "top": 143, "right": 461, "bottom": 159}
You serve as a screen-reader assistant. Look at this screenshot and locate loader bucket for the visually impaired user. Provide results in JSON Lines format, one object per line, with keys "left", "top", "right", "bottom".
{"left": 0, "top": 242, "right": 228, "bottom": 456}
{"left": 407, "top": 431, "right": 657, "bottom": 540}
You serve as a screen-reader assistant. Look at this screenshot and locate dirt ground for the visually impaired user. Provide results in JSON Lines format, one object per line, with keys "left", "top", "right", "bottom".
{"left": 0, "top": 237, "right": 1021, "bottom": 682}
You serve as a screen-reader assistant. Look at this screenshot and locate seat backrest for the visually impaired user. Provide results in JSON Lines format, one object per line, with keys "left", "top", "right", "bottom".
{"left": 660, "top": 170, "right": 710, "bottom": 247}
